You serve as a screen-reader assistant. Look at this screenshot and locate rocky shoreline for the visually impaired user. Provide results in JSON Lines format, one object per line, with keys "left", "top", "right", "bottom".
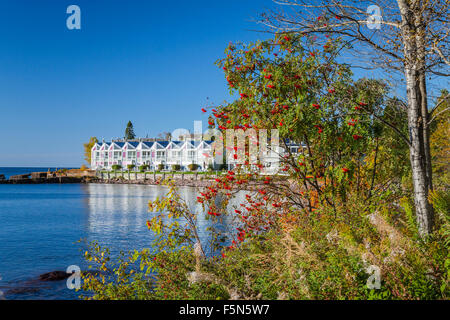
{"left": 0, "top": 176, "right": 84, "bottom": 184}
{"left": 0, "top": 170, "right": 279, "bottom": 190}
{"left": 92, "top": 177, "right": 217, "bottom": 188}
{"left": 0, "top": 172, "right": 220, "bottom": 187}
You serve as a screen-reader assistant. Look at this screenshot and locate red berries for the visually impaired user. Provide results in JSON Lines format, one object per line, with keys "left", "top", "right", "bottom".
{"left": 267, "top": 84, "right": 275, "bottom": 89}
{"left": 201, "top": 108, "right": 207, "bottom": 113}
{"left": 312, "top": 103, "right": 320, "bottom": 109}
{"left": 342, "top": 168, "right": 349, "bottom": 173}
{"left": 208, "top": 211, "right": 221, "bottom": 217}
{"left": 352, "top": 134, "right": 362, "bottom": 140}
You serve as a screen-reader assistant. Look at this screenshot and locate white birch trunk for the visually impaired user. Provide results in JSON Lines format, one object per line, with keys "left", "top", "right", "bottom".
{"left": 398, "top": 0, "right": 433, "bottom": 237}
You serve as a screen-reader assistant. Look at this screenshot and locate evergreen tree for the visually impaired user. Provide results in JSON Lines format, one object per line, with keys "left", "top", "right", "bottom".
{"left": 125, "top": 121, "right": 136, "bottom": 140}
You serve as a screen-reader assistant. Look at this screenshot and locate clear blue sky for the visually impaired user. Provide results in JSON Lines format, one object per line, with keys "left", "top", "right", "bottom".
{"left": 0, "top": 0, "right": 275, "bottom": 167}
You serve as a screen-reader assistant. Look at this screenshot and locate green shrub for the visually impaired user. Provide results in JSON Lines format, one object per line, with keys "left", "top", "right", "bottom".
{"left": 157, "top": 164, "right": 165, "bottom": 171}
{"left": 188, "top": 163, "right": 199, "bottom": 171}
{"left": 111, "top": 164, "right": 122, "bottom": 171}
{"left": 139, "top": 164, "right": 149, "bottom": 172}
{"left": 171, "top": 164, "right": 181, "bottom": 171}
{"left": 127, "top": 164, "right": 135, "bottom": 171}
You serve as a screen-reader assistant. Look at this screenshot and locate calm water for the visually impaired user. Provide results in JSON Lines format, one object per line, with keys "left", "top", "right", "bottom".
{"left": 0, "top": 182, "right": 235, "bottom": 300}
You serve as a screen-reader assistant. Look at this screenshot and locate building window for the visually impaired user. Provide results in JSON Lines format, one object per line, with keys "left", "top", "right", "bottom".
{"left": 187, "top": 151, "right": 195, "bottom": 159}
{"left": 127, "top": 151, "right": 136, "bottom": 159}
{"left": 156, "top": 151, "right": 165, "bottom": 160}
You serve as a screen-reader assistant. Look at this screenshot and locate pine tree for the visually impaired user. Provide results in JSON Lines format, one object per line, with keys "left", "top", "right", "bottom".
{"left": 125, "top": 121, "right": 136, "bottom": 140}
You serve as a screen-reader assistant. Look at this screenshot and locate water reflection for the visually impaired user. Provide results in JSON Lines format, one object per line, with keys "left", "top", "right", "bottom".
{"left": 81, "top": 184, "right": 240, "bottom": 253}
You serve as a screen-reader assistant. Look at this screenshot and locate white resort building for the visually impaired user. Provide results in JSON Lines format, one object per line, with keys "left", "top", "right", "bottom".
{"left": 91, "top": 139, "right": 305, "bottom": 173}
{"left": 91, "top": 140, "right": 216, "bottom": 171}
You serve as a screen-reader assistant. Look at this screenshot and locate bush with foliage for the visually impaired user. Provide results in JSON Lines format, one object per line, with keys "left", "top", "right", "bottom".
{"left": 139, "top": 164, "right": 149, "bottom": 172}
{"left": 171, "top": 164, "right": 181, "bottom": 171}
{"left": 188, "top": 163, "right": 199, "bottom": 171}
{"left": 111, "top": 164, "right": 122, "bottom": 171}
{"left": 127, "top": 164, "right": 135, "bottom": 171}
{"left": 157, "top": 164, "right": 165, "bottom": 171}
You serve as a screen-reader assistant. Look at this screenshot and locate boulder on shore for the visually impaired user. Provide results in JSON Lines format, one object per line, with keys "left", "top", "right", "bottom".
{"left": 39, "top": 270, "right": 101, "bottom": 281}
{"left": 39, "top": 271, "right": 71, "bottom": 281}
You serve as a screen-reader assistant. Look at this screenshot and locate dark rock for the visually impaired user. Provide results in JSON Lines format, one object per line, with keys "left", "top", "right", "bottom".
{"left": 38, "top": 270, "right": 101, "bottom": 282}
{"left": 10, "top": 174, "right": 31, "bottom": 180}
{"left": 39, "top": 271, "right": 71, "bottom": 281}
{"left": 31, "top": 172, "right": 47, "bottom": 179}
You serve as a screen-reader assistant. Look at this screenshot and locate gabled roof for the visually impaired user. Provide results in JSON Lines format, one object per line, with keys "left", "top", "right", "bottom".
{"left": 110, "top": 142, "right": 124, "bottom": 150}
{"left": 140, "top": 141, "right": 154, "bottom": 149}
{"left": 155, "top": 141, "right": 169, "bottom": 149}
{"left": 99, "top": 142, "right": 110, "bottom": 150}
{"left": 168, "top": 141, "right": 184, "bottom": 149}
{"left": 202, "top": 141, "right": 213, "bottom": 148}
{"left": 184, "top": 141, "right": 196, "bottom": 149}
{"left": 126, "top": 141, "right": 140, "bottom": 149}
{"left": 102, "top": 140, "right": 214, "bottom": 150}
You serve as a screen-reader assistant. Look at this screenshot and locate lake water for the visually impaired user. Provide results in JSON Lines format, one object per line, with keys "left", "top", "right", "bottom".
{"left": 0, "top": 182, "right": 234, "bottom": 300}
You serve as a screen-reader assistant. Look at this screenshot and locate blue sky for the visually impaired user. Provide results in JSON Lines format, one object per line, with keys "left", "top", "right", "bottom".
{"left": 0, "top": 0, "right": 275, "bottom": 166}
